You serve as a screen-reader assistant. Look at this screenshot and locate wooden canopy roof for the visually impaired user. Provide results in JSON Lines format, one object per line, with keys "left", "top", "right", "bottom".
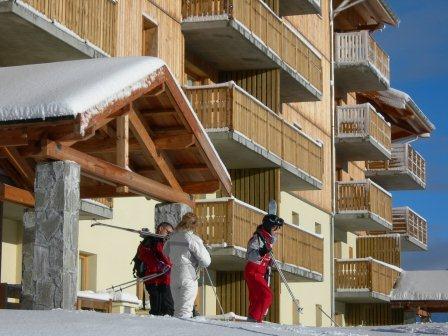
{"left": 334, "top": 0, "right": 399, "bottom": 31}
{"left": 358, "top": 89, "right": 435, "bottom": 141}
{"left": 0, "top": 57, "right": 231, "bottom": 207}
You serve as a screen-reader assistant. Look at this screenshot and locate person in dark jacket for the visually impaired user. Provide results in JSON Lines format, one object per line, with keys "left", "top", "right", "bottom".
{"left": 244, "top": 214, "right": 284, "bottom": 323}
{"left": 137, "top": 222, "right": 174, "bottom": 316}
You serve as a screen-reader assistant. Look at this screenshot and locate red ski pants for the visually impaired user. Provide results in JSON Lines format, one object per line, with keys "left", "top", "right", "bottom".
{"left": 244, "top": 264, "right": 272, "bottom": 322}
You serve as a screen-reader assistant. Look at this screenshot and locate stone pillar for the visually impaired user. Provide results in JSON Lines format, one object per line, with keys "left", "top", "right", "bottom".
{"left": 22, "top": 161, "right": 80, "bottom": 310}
{"left": 155, "top": 202, "right": 192, "bottom": 228}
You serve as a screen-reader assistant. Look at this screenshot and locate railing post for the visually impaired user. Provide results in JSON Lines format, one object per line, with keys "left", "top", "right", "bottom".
{"left": 227, "top": 199, "right": 234, "bottom": 245}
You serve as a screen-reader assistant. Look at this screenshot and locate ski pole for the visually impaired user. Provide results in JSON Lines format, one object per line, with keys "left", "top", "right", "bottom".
{"left": 204, "top": 267, "right": 225, "bottom": 316}
{"left": 269, "top": 251, "right": 303, "bottom": 315}
{"left": 318, "top": 305, "right": 340, "bottom": 327}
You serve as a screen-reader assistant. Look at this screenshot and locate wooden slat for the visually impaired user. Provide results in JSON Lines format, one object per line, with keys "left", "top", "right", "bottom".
{"left": 41, "top": 141, "right": 194, "bottom": 208}
{"left": 0, "top": 147, "right": 35, "bottom": 188}
{"left": 0, "top": 184, "right": 35, "bottom": 207}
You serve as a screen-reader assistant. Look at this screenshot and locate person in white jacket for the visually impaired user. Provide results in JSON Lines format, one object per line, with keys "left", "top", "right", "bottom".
{"left": 163, "top": 212, "right": 211, "bottom": 318}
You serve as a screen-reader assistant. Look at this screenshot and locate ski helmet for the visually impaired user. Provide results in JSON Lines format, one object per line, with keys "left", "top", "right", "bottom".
{"left": 262, "top": 214, "right": 284, "bottom": 231}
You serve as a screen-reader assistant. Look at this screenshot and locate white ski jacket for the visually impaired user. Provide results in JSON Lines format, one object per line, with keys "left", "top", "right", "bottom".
{"left": 163, "top": 230, "right": 211, "bottom": 318}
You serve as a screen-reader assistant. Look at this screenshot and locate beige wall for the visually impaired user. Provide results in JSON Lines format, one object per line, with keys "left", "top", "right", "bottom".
{"left": 279, "top": 192, "right": 332, "bottom": 326}
{"left": 78, "top": 197, "right": 158, "bottom": 295}
{"left": 1, "top": 217, "right": 22, "bottom": 284}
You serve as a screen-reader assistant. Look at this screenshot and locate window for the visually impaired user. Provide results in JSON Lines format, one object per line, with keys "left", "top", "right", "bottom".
{"left": 292, "top": 212, "right": 299, "bottom": 226}
{"left": 349, "top": 246, "right": 354, "bottom": 259}
{"left": 142, "top": 16, "right": 158, "bottom": 57}
{"left": 78, "top": 252, "right": 96, "bottom": 291}
{"left": 315, "top": 222, "right": 322, "bottom": 234}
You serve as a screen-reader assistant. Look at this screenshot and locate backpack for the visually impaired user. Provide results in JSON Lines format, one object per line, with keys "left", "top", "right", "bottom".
{"left": 132, "top": 237, "right": 151, "bottom": 278}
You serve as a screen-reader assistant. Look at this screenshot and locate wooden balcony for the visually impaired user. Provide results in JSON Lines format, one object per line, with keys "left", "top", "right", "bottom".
{"left": 185, "top": 83, "right": 323, "bottom": 191}
{"left": 194, "top": 198, "right": 324, "bottom": 280}
{"left": 279, "top": 0, "right": 321, "bottom": 16}
{"left": 335, "top": 31, "right": 390, "bottom": 93}
{"left": 336, "top": 103, "right": 391, "bottom": 162}
{"left": 0, "top": 0, "right": 115, "bottom": 66}
{"left": 366, "top": 143, "right": 426, "bottom": 190}
{"left": 335, "top": 258, "right": 401, "bottom": 303}
{"left": 335, "top": 180, "right": 392, "bottom": 232}
{"left": 392, "top": 207, "right": 428, "bottom": 251}
{"left": 181, "top": 0, "right": 322, "bottom": 102}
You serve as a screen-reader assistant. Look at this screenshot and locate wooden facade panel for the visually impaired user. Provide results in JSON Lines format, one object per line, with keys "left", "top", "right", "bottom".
{"left": 357, "top": 236, "right": 401, "bottom": 267}
{"left": 217, "top": 271, "right": 280, "bottom": 323}
{"left": 345, "top": 303, "right": 403, "bottom": 326}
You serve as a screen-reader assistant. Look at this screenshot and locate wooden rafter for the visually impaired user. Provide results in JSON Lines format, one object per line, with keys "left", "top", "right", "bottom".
{"left": 182, "top": 180, "right": 220, "bottom": 194}
{"left": 154, "top": 133, "right": 195, "bottom": 150}
{"left": 0, "top": 183, "right": 34, "bottom": 207}
{"left": 128, "top": 106, "right": 182, "bottom": 191}
{"left": 116, "top": 114, "right": 130, "bottom": 193}
{"left": 41, "top": 141, "right": 194, "bottom": 207}
{"left": 0, "top": 147, "right": 35, "bottom": 189}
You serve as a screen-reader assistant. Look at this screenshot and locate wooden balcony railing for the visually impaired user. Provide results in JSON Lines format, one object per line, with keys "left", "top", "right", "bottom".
{"left": 392, "top": 207, "right": 428, "bottom": 247}
{"left": 22, "top": 0, "right": 118, "bottom": 55}
{"left": 195, "top": 198, "right": 324, "bottom": 274}
{"left": 336, "top": 180, "right": 392, "bottom": 223}
{"left": 336, "top": 103, "right": 391, "bottom": 151}
{"left": 335, "top": 258, "right": 401, "bottom": 296}
{"left": 182, "top": 0, "right": 322, "bottom": 91}
{"left": 335, "top": 31, "right": 390, "bottom": 83}
{"left": 366, "top": 143, "right": 426, "bottom": 186}
{"left": 185, "top": 83, "right": 324, "bottom": 181}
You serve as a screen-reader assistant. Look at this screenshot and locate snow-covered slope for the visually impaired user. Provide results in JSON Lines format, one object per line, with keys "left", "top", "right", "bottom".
{"left": 0, "top": 310, "right": 447, "bottom": 336}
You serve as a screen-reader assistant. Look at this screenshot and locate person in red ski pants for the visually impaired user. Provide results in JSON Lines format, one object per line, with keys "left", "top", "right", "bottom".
{"left": 244, "top": 214, "right": 284, "bottom": 323}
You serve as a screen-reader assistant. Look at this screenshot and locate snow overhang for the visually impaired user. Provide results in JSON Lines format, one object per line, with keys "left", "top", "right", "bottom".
{"left": 391, "top": 270, "right": 448, "bottom": 302}
{"left": 358, "top": 89, "right": 435, "bottom": 141}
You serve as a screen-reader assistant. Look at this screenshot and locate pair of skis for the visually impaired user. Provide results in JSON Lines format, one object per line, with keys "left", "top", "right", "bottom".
{"left": 91, "top": 222, "right": 166, "bottom": 240}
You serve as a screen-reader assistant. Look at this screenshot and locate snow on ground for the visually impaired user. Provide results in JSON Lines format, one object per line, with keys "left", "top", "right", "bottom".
{"left": 1, "top": 310, "right": 447, "bottom": 336}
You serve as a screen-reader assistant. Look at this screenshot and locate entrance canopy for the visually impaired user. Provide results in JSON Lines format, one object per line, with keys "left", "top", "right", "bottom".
{"left": 0, "top": 57, "right": 231, "bottom": 207}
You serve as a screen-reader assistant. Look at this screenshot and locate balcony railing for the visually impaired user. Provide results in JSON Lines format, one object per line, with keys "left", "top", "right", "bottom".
{"left": 336, "top": 103, "right": 391, "bottom": 160}
{"left": 91, "top": 197, "right": 114, "bottom": 208}
{"left": 392, "top": 207, "right": 428, "bottom": 250}
{"left": 194, "top": 198, "right": 324, "bottom": 275}
{"left": 185, "top": 83, "right": 324, "bottom": 183}
{"left": 182, "top": 0, "right": 322, "bottom": 93}
{"left": 336, "top": 180, "right": 392, "bottom": 225}
{"left": 366, "top": 143, "right": 426, "bottom": 190}
{"left": 335, "top": 258, "right": 401, "bottom": 296}
{"left": 22, "top": 0, "right": 118, "bottom": 55}
{"left": 335, "top": 31, "right": 390, "bottom": 92}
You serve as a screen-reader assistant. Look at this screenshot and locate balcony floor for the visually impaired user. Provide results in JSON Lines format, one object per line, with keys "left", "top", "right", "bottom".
{"left": 208, "top": 246, "right": 323, "bottom": 282}
{"left": 365, "top": 170, "right": 425, "bottom": 190}
{"left": 208, "top": 130, "right": 323, "bottom": 191}
{"left": 335, "top": 290, "right": 391, "bottom": 303}
{"left": 336, "top": 136, "right": 391, "bottom": 162}
{"left": 401, "top": 235, "right": 427, "bottom": 252}
{"left": 335, "top": 62, "right": 389, "bottom": 95}
{"left": 0, "top": 1, "right": 106, "bottom": 67}
{"left": 335, "top": 211, "right": 392, "bottom": 232}
{"left": 280, "top": 0, "right": 321, "bottom": 16}
{"left": 182, "top": 18, "right": 321, "bottom": 102}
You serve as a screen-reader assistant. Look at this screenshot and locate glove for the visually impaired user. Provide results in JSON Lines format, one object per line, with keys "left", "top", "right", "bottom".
{"left": 259, "top": 245, "right": 272, "bottom": 257}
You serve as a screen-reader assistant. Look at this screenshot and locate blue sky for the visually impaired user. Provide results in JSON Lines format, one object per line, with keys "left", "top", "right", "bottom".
{"left": 374, "top": 0, "right": 448, "bottom": 270}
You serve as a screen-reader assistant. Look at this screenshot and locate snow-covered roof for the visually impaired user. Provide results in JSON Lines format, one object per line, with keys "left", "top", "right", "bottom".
{"left": 0, "top": 57, "right": 165, "bottom": 133}
{"left": 391, "top": 270, "right": 448, "bottom": 301}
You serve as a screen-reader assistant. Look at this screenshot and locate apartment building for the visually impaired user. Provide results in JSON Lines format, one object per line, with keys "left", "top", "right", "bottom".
{"left": 0, "top": 0, "right": 435, "bottom": 327}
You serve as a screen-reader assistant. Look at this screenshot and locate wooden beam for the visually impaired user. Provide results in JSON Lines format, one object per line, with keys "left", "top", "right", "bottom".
{"left": 154, "top": 133, "right": 195, "bottom": 150}
{"left": 80, "top": 185, "right": 138, "bottom": 199}
{"left": 0, "top": 129, "right": 28, "bottom": 147}
{"left": 182, "top": 180, "right": 220, "bottom": 194}
{"left": 42, "top": 142, "right": 194, "bottom": 208}
{"left": 0, "top": 147, "right": 35, "bottom": 188}
{"left": 0, "top": 202, "right": 3, "bottom": 282}
{"left": 128, "top": 106, "right": 182, "bottom": 191}
{"left": 116, "top": 114, "right": 129, "bottom": 193}
{"left": 138, "top": 164, "right": 209, "bottom": 177}
{"left": 0, "top": 183, "right": 35, "bottom": 207}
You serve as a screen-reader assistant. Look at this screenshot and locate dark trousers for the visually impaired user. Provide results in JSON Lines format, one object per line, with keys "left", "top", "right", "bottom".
{"left": 145, "top": 284, "right": 174, "bottom": 316}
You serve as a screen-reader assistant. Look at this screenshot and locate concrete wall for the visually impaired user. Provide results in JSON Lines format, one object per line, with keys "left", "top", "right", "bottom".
{"left": 279, "top": 192, "right": 332, "bottom": 326}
